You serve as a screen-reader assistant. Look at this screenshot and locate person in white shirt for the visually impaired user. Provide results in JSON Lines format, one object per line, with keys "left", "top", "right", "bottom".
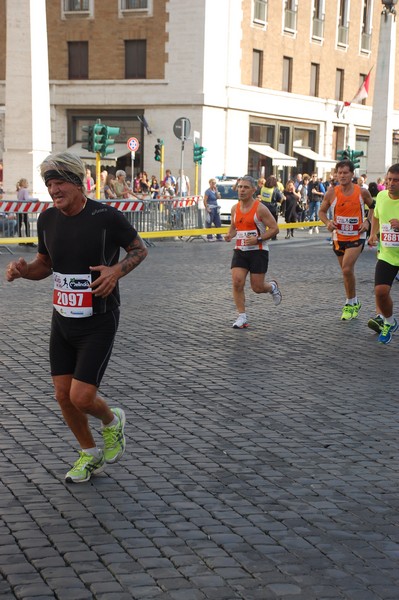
{"left": 176, "top": 170, "right": 190, "bottom": 197}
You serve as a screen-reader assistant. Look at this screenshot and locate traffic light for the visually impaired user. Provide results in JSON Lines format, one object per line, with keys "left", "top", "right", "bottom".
{"left": 336, "top": 149, "right": 350, "bottom": 161}
{"left": 82, "top": 123, "right": 120, "bottom": 156}
{"left": 82, "top": 125, "right": 94, "bottom": 152}
{"left": 193, "top": 143, "right": 207, "bottom": 165}
{"left": 351, "top": 150, "right": 364, "bottom": 169}
{"left": 154, "top": 138, "right": 163, "bottom": 162}
{"left": 92, "top": 123, "right": 105, "bottom": 153}
{"left": 100, "top": 125, "right": 120, "bottom": 156}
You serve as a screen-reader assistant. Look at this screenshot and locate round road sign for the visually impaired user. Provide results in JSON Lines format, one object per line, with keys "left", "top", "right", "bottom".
{"left": 127, "top": 137, "right": 140, "bottom": 152}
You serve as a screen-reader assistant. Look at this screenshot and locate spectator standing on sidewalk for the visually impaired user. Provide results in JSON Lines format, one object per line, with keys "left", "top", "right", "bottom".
{"left": 204, "top": 178, "right": 223, "bottom": 241}
{"left": 150, "top": 175, "right": 160, "bottom": 199}
{"left": 259, "top": 175, "right": 283, "bottom": 240}
{"left": 284, "top": 180, "right": 300, "bottom": 239}
{"left": 84, "top": 168, "right": 96, "bottom": 199}
{"left": 0, "top": 184, "right": 17, "bottom": 237}
{"left": 6, "top": 151, "right": 148, "bottom": 483}
{"left": 176, "top": 170, "right": 190, "bottom": 197}
{"left": 162, "top": 169, "right": 176, "bottom": 197}
{"left": 16, "top": 178, "right": 36, "bottom": 246}
{"left": 297, "top": 174, "right": 309, "bottom": 224}
{"left": 224, "top": 175, "right": 282, "bottom": 329}
{"left": 104, "top": 174, "right": 117, "bottom": 199}
{"left": 112, "top": 170, "right": 135, "bottom": 199}
{"left": 307, "top": 173, "right": 325, "bottom": 234}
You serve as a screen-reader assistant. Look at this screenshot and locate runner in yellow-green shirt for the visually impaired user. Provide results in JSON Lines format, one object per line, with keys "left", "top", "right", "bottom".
{"left": 368, "top": 163, "right": 399, "bottom": 344}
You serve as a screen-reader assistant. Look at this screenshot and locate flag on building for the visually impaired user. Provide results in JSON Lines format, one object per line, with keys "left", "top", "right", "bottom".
{"left": 344, "top": 69, "right": 372, "bottom": 107}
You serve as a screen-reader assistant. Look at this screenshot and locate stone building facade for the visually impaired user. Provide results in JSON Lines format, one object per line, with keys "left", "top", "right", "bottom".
{"left": 0, "top": 0, "right": 398, "bottom": 195}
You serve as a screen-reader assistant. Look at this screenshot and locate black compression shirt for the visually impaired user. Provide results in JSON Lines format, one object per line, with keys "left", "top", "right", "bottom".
{"left": 37, "top": 198, "right": 137, "bottom": 314}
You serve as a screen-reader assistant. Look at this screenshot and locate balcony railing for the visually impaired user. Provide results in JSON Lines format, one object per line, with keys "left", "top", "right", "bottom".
{"left": 312, "top": 17, "right": 324, "bottom": 39}
{"left": 338, "top": 25, "right": 349, "bottom": 46}
{"left": 284, "top": 9, "right": 297, "bottom": 31}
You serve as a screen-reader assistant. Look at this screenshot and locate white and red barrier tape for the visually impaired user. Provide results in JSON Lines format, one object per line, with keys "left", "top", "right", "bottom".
{"left": 0, "top": 201, "right": 51, "bottom": 213}
{"left": 0, "top": 197, "right": 201, "bottom": 213}
{"left": 104, "top": 201, "right": 144, "bottom": 212}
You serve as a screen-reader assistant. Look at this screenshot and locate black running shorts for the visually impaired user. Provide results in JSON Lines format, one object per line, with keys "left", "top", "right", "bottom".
{"left": 50, "top": 308, "right": 120, "bottom": 386}
{"left": 231, "top": 249, "right": 269, "bottom": 273}
{"left": 333, "top": 238, "right": 365, "bottom": 257}
{"left": 375, "top": 259, "right": 399, "bottom": 287}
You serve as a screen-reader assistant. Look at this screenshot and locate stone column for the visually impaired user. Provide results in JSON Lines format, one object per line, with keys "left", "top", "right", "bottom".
{"left": 3, "top": 0, "right": 52, "bottom": 199}
{"left": 367, "top": 5, "right": 396, "bottom": 181}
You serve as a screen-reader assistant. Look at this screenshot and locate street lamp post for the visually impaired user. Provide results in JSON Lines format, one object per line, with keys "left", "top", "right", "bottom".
{"left": 367, "top": 1, "right": 397, "bottom": 181}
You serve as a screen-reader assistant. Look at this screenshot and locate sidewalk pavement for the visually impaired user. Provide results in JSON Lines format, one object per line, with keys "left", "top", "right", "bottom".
{"left": 0, "top": 232, "right": 398, "bottom": 600}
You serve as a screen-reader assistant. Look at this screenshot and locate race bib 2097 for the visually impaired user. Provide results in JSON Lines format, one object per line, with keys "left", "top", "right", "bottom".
{"left": 53, "top": 272, "right": 93, "bottom": 318}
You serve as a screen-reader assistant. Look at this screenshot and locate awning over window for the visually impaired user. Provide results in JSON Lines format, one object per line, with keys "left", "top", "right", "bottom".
{"left": 249, "top": 144, "right": 297, "bottom": 167}
{"left": 66, "top": 143, "right": 130, "bottom": 164}
{"left": 293, "top": 146, "right": 336, "bottom": 165}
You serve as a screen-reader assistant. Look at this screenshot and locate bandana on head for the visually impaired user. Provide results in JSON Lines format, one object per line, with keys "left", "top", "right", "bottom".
{"left": 43, "top": 169, "right": 83, "bottom": 187}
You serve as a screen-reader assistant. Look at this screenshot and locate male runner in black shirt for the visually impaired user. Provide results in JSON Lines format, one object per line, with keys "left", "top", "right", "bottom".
{"left": 6, "top": 151, "right": 148, "bottom": 483}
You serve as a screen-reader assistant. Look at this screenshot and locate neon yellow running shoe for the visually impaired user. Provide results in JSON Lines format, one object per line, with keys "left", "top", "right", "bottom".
{"left": 65, "top": 450, "right": 105, "bottom": 484}
{"left": 341, "top": 304, "right": 354, "bottom": 321}
{"left": 102, "top": 408, "right": 126, "bottom": 464}
{"left": 351, "top": 302, "right": 362, "bottom": 319}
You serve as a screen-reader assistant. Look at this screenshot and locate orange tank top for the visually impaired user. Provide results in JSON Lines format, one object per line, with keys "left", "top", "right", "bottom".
{"left": 331, "top": 184, "right": 365, "bottom": 242}
{"left": 234, "top": 200, "right": 266, "bottom": 251}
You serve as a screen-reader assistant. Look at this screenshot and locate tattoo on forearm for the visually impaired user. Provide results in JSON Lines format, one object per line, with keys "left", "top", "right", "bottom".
{"left": 120, "top": 240, "right": 147, "bottom": 275}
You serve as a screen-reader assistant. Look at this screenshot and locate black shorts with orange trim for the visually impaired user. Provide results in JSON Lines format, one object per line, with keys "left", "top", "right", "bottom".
{"left": 332, "top": 238, "right": 365, "bottom": 257}
{"left": 231, "top": 249, "right": 269, "bottom": 273}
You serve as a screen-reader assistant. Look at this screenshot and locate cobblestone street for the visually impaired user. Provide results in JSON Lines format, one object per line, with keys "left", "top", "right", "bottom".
{"left": 0, "top": 233, "right": 398, "bottom": 600}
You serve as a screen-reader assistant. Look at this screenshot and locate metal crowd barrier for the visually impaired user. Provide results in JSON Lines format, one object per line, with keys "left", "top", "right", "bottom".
{"left": 106, "top": 195, "right": 204, "bottom": 233}
{"left": 0, "top": 196, "right": 206, "bottom": 252}
{"left": 0, "top": 199, "right": 50, "bottom": 253}
{"left": 0, "top": 196, "right": 325, "bottom": 254}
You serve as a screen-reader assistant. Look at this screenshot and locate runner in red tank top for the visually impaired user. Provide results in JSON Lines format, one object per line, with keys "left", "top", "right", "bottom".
{"left": 319, "top": 159, "right": 374, "bottom": 321}
{"left": 224, "top": 175, "right": 282, "bottom": 329}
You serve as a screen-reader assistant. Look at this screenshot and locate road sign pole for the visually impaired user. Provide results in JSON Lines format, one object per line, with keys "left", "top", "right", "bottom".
{"left": 179, "top": 140, "right": 185, "bottom": 197}
{"left": 131, "top": 151, "right": 136, "bottom": 191}
{"left": 173, "top": 118, "right": 191, "bottom": 198}
{"left": 195, "top": 162, "right": 199, "bottom": 195}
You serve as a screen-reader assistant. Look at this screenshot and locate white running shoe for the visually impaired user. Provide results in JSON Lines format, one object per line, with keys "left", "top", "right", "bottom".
{"left": 309, "top": 228, "right": 313, "bottom": 235}
{"left": 269, "top": 280, "right": 282, "bottom": 306}
{"left": 315, "top": 226, "right": 319, "bottom": 234}
{"left": 232, "top": 315, "right": 249, "bottom": 329}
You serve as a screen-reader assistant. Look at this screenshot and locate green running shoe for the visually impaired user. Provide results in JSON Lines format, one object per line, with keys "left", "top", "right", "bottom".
{"left": 367, "top": 315, "right": 384, "bottom": 334}
{"left": 65, "top": 450, "right": 105, "bottom": 484}
{"left": 102, "top": 408, "right": 126, "bottom": 464}
{"left": 351, "top": 302, "right": 362, "bottom": 319}
{"left": 341, "top": 304, "right": 354, "bottom": 321}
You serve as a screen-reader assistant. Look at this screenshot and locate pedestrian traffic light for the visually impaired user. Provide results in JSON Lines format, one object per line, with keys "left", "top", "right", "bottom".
{"left": 100, "top": 125, "right": 120, "bottom": 156}
{"left": 351, "top": 150, "right": 364, "bottom": 169}
{"left": 82, "top": 125, "right": 94, "bottom": 152}
{"left": 193, "top": 143, "right": 207, "bottom": 165}
{"left": 336, "top": 149, "right": 350, "bottom": 161}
